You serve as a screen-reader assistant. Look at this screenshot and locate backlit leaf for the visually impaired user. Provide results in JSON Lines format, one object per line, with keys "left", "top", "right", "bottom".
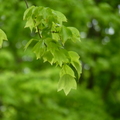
{"left": 71, "top": 61, "right": 82, "bottom": 79}
{"left": 45, "top": 38, "right": 60, "bottom": 55}
{"left": 68, "top": 27, "right": 80, "bottom": 42}
{"left": 43, "top": 51, "right": 53, "bottom": 64}
{"left": 68, "top": 51, "right": 80, "bottom": 62}
{"left": 32, "top": 40, "right": 46, "bottom": 59}
{"left": 23, "top": 6, "right": 35, "bottom": 20}
{"left": 58, "top": 74, "right": 77, "bottom": 95}
{"left": 51, "top": 22, "right": 61, "bottom": 41}
{"left": 0, "top": 29, "right": 8, "bottom": 48}
{"left": 68, "top": 51, "right": 82, "bottom": 79}
{"left": 51, "top": 49, "right": 69, "bottom": 66}
{"left": 60, "top": 26, "right": 72, "bottom": 44}
{"left": 24, "top": 39, "right": 38, "bottom": 50}
{"left": 60, "top": 64, "right": 75, "bottom": 78}
{"left": 53, "top": 11, "right": 67, "bottom": 24}
{"left": 24, "top": 17, "right": 34, "bottom": 32}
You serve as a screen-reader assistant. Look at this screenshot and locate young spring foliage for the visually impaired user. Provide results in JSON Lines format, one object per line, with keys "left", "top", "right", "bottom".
{"left": 0, "top": 29, "right": 7, "bottom": 48}
{"left": 23, "top": 6, "right": 82, "bottom": 95}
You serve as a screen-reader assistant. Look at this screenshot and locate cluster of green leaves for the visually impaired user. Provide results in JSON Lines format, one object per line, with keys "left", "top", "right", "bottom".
{"left": 0, "top": 29, "right": 7, "bottom": 48}
{"left": 23, "top": 6, "right": 82, "bottom": 95}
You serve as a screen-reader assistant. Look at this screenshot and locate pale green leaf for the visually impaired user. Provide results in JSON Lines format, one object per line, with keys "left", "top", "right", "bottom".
{"left": 60, "top": 26, "right": 72, "bottom": 44}
{"left": 68, "top": 51, "right": 82, "bottom": 79}
{"left": 45, "top": 38, "right": 60, "bottom": 55}
{"left": 52, "top": 32, "right": 60, "bottom": 41}
{"left": 68, "top": 27, "right": 80, "bottom": 42}
{"left": 58, "top": 74, "right": 77, "bottom": 95}
{"left": 51, "top": 22, "right": 61, "bottom": 41}
{"left": 44, "top": 39, "right": 69, "bottom": 66}
{"left": 43, "top": 51, "right": 53, "bottom": 64}
{"left": 23, "top": 6, "right": 35, "bottom": 20}
{"left": 60, "top": 64, "right": 75, "bottom": 78}
{"left": 32, "top": 40, "right": 46, "bottom": 59}
{"left": 71, "top": 61, "right": 82, "bottom": 79}
{"left": 53, "top": 10, "right": 67, "bottom": 24}
{"left": 24, "top": 17, "right": 34, "bottom": 32}
{"left": 51, "top": 49, "right": 69, "bottom": 67}
{"left": 40, "top": 7, "right": 53, "bottom": 19}
{"left": 36, "top": 7, "right": 56, "bottom": 29}
{"left": 68, "top": 51, "right": 80, "bottom": 62}
{"left": 24, "top": 39, "right": 35, "bottom": 50}
{"left": 0, "top": 29, "right": 8, "bottom": 48}
{"left": 32, "top": 6, "right": 43, "bottom": 17}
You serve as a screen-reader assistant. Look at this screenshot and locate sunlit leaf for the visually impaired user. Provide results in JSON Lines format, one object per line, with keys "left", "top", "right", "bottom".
{"left": 0, "top": 29, "right": 8, "bottom": 48}
{"left": 60, "top": 64, "right": 75, "bottom": 78}
{"left": 32, "top": 40, "right": 46, "bottom": 59}
{"left": 45, "top": 38, "right": 60, "bottom": 55}
{"left": 68, "top": 27, "right": 80, "bottom": 42}
{"left": 58, "top": 74, "right": 77, "bottom": 95}
{"left": 60, "top": 26, "right": 72, "bottom": 44}
{"left": 24, "top": 39, "right": 37, "bottom": 50}
{"left": 53, "top": 11, "right": 67, "bottom": 24}
{"left": 24, "top": 17, "right": 34, "bottom": 32}
{"left": 51, "top": 49, "right": 69, "bottom": 66}
{"left": 68, "top": 51, "right": 80, "bottom": 62}
{"left": 23, "top": 6, "right": 35, "bottom": 20}
{"left": 71, "top": 61, "right": 82, "bottom": 79}
{"left": 51, "top": 22, "right": 61, "bottom": 41}
{"left": 43, "top": 51, "right": 53, "bottom": 64}
{"left": 68, "top": 51, "right": 82, "bottom": 79}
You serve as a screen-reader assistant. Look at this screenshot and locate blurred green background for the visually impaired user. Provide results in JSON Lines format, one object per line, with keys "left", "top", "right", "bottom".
{"left": 0, "top": 0, "right": 120, "bottom": 120}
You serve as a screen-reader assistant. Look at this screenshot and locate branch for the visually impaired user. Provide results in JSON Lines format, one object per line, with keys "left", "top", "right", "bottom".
{"left": 24, "top": 0, "right": 42, "bottom": 38}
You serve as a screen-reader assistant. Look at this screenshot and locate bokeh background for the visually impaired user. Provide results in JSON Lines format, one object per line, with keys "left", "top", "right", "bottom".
{"left": 0, "top": 0, "right": 120, "bottom": 120}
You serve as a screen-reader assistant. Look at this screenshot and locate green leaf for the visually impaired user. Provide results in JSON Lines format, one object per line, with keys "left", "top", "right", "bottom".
{"left": 43, "top": 51, "right": 53, "bottom": 64}
{"left": 51, "top": 22, "right": 61, "bottom": 41}
{"left": 0, "top": 29, "right": 8, "bottom": 48}
{"left": 24, "top": 17, "right": 34, "bottom": 32}
{"left": 45, "top": 38, "right": 60, "bottom": 54}
{"left": 24, "top": 39, "right": 36, "bottom": 50}
{"left": 60, "top": 26, "right": 72, "bottom": 44}
{"left": 32, "top": 40, "right": 46, "bottom": 59}
{"left": 60, "top": 64, "right": 75, "bottom": 78}
{"left": 68, "top": 51, "right": 82, "bottom": 79}
{"left": 53, "top": 10, "right": 67, "bottom": 24}
{"left": 51, "top": 49, "right": 69, "bottom": 66}
{"left": 34, "top": 7, "right": 54, "bottom": 29}
{"left": 68, "top": 51, "right": 80, "bottom": 62}
{"left": 71, "top": 61, "right": 82, "bottom": 79}
{"left": 52, "top": 32, "right": 60, "bottom": 41}
{"left": 58, "top": 74, "right": 77, "bottom": 95}
{"left": 32, "top": 6, "right": 43, "bottom": 18}
{"left": 41, "top": 7, "right": 53, "bottom": 19}
{"left": 45, "top": 39, "right": 69, "bottom": 66}
{"left": 23, "top": 6, "right": 35, "bottom": 20}
{"left": 68, "top": 27, "right": 80, "bottom": 42}
{"left": 29, "top": 6, "right": 44, "bottom": 27}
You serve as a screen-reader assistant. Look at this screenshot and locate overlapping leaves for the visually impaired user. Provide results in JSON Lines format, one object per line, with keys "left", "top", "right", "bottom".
{"left": 23, "top": 6, "right": 82, "bottom": 95}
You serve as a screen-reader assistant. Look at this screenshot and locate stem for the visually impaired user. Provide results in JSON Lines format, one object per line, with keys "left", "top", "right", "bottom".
{"left": 24, "top": 0, "right": 42, "bottom": 38}
{"left": 36, "top": 26, "right": 42, "bottom": 38}
{"left": 24, "top": 0, "right": 29, "bottom": 8}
